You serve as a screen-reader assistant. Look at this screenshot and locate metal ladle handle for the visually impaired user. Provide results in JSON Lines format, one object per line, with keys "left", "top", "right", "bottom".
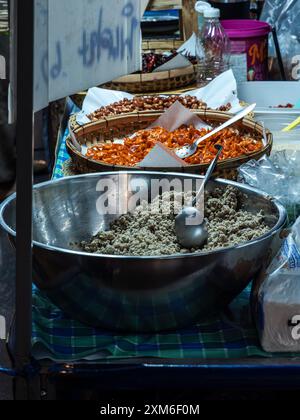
{"left": 193, "top": 145, "right": 223, "bottom": 207}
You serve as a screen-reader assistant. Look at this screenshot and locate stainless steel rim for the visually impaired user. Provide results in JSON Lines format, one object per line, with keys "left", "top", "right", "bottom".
{"left": 0, "top": 171, "right": 288, "bottom": 261}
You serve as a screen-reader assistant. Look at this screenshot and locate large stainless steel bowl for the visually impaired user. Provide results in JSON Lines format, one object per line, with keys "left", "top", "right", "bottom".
{"left": 0, "top": 172, "right": 287, "bottom": 332}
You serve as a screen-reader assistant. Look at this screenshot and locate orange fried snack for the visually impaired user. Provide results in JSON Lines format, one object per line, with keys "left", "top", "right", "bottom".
{"left": 86, "top": 126, "right": 263, "bottom": 167}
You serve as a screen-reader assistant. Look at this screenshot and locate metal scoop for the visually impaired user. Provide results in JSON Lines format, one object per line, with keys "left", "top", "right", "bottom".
{"left": 175, "top": 103, "right": 256, "bottom": 160}
{"left": 175, "top": 145, "right": 223, "bottom": 249}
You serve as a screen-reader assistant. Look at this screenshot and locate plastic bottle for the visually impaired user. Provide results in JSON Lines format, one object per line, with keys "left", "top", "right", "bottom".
{"left": 196, "top": 8, "right": 231, "bottom": 85}
{"left": 195, "top": 1, "right": 212, "bottom": 33}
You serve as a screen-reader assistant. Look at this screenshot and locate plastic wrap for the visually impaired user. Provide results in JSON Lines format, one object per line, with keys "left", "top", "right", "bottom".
{"left": 252, "top": 218, "right": 300, "bottom": 353}
{"left": 261, "top": 0, "right": 300, "bottom": 80}
{"left": 238, "top": 150, "right": 300, "bottom": 224}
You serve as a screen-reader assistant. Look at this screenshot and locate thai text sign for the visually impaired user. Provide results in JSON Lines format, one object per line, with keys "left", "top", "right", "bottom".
{"left": 34, "top": 0, "right": 143, "bottom": 111}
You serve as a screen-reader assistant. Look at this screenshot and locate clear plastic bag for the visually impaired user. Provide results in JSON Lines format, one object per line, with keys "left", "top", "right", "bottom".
{"left": 261, "top": 0, "right": 300, "bottom": 80}
{"left": 238, "top": 150, "right": 300, "bottom": 225}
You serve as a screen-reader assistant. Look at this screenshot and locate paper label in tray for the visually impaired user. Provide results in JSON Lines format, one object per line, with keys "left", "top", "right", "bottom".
{"left": 81, "top": 87, "right": 134, "bottom": 115}
{"left": 139, "top": 101, "right": 209, "bottom": 167}
{"left": 153, "top": 54, "right": 191, "bottom": 73}
{"left": 177, "top": 33, "right": 197, "bottom": 58}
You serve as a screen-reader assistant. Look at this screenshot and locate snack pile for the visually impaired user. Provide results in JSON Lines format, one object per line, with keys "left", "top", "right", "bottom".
{"left": 88, "top": 96, "right": 208, "bottom": 121}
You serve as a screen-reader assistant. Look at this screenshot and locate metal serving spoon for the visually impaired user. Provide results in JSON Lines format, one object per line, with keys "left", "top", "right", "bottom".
{"left": 175, "top": 145, "right": 223, "bottom": 249}
{"left": 175, "top": 103, "right": 256, "bottom": 160}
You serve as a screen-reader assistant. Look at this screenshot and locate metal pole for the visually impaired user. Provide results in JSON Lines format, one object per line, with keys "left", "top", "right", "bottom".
{"left": 272, "top": 27, "right": 287, "bottom": 82}
{"left": 14, "top": 0, "right": 34, "bottom": 377}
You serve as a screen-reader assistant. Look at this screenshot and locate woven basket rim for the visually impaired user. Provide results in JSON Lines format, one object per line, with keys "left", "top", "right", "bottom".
{"left": 103, "top": 65, "right": 198, "bottom": 93}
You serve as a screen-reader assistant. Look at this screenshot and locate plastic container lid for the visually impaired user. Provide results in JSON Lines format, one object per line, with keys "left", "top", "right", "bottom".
{"left": 204, "top": 8, "right": 221, "bottom": 18}
{"left": 221, "top": 20, "right": 272, "bottom": 38}
{"left": 195, "top": 1, "right": 212, "bottom": 13}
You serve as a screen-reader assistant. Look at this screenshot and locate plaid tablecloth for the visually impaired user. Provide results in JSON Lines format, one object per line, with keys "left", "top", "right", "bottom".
{"left": 32, "top": 285, "right": 269, "bottom": 362}
{"left": 30, "top": 100, "right": 279, "bottom": 362}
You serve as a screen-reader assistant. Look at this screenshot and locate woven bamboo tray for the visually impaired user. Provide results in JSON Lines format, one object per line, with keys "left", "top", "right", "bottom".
{"left": 66, "top": 110, "right": 273, "bottom": 180}
{"left": 102, "top": 65, "right": 197, "bottom": 94}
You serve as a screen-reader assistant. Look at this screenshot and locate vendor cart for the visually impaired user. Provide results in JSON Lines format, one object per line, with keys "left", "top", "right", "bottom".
{"left": 1, "top": 0, "right": 300, "bottom": 401}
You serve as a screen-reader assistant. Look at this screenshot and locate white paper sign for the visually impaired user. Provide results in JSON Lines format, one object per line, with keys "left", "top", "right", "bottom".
{"left": 34, "top": 0, "right": 143, "bottom": 111}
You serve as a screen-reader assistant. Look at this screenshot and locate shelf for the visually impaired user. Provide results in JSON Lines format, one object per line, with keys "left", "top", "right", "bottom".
{"left": 147, "top": 0, "right": 182, "bottom": 10}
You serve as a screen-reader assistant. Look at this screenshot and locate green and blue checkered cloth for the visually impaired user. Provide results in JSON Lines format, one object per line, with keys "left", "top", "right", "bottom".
{"left": 30, "top": 101, "right": 283, "bottom": 362}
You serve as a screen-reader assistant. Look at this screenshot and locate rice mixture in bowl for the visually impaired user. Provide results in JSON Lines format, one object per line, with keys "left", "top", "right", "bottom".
{"left": 81, "top": 186, "right": 270, "bottom": 256}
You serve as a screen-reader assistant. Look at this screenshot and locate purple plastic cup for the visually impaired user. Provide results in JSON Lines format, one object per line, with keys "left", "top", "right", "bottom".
{"left": 222, "top": 20, "right": 272, "bottom": 81}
